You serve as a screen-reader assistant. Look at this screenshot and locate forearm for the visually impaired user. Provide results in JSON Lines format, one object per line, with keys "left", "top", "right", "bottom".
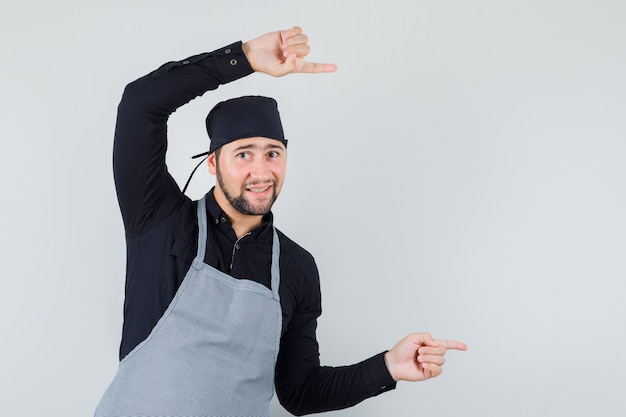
{"left": 113, "top": 42, "right": 253, "bottom": 236}
{"left": 276, "top": 352, "right": 396, "bottom": 416}
{"left": 119, "top": 42, "right": 252, "bottom": 114}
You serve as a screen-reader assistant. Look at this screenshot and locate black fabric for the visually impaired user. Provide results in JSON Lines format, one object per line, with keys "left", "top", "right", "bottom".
{"left": 112, "top": 40, "right": 395, "bottom": 415}
{"left": 206, "top": 95, "right": 287, "bottom": 153}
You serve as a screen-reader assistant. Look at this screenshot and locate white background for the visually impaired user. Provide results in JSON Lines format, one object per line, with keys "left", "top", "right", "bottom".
{"left": 2, "top": 1, "right": 625, "bottom": 416}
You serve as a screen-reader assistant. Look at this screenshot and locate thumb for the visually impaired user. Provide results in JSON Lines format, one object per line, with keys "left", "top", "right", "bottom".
{"left": 409, "top": 332, "right": 435, "bottom": 347}
{"left": 276, "top": 53, "right": 299, "bottom": 74}
{"left": 424, "top": 336, "right": 439, "bottom": 348}
{"left": 280, "top": 30, "right": 290, "bottom": 56}
{"left": 285, "top": 53, "right": 298, "bottom": 68}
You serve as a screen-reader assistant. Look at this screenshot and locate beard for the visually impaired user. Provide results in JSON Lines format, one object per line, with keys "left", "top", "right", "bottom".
{"left": 216, "top": 171, "right": 279, "bottom": 216}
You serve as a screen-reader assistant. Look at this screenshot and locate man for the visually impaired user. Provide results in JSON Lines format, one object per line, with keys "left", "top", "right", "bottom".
{"left": 95, "top": 26, "right": 467, "bottom": 417}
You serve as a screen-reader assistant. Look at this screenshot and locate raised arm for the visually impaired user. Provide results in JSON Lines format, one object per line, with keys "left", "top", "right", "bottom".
{"left": 112, "top": 41, "right": 253, "bottom": 236}
{"left": 113, "top": 27, "right": 335, "bottom": 237}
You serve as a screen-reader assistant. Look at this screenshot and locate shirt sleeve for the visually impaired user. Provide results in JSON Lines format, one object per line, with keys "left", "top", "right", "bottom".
{"left": 113, "top": 42, "right": 253, "bottom": 238}
{"left": 275, "top": 260, "right": 397, "bottom": 415}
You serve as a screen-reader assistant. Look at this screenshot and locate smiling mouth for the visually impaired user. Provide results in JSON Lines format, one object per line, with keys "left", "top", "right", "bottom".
{"left": 245, "top": 182, "right": 274, "bottom": 194}
{"left": 248, "top": 186, "right": 270, "bottom": 193}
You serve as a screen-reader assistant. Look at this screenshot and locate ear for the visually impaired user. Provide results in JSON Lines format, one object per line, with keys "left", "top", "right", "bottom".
{"left": 207, "top": 152, "right": 217, "bottom": 175}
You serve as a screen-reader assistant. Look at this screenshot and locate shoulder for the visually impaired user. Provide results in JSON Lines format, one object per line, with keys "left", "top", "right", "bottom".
{"left": 275, "top": 228, "right": 319, "bottom": 282}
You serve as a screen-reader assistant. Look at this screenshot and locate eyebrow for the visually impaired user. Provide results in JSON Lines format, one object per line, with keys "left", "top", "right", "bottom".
{"left": 232, "top": 143, "right": 285, "bottom": 152}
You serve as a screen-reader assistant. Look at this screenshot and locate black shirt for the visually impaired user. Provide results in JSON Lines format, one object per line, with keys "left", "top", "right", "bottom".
{"left": 112, "top": 40, "right": 395, "bottom": 415}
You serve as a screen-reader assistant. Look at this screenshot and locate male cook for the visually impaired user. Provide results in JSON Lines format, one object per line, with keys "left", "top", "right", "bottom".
{"left": 95, "top": 26, "right": 467, "bottom": 417}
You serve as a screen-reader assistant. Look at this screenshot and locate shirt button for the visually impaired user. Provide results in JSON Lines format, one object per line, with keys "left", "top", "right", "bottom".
{"left": 230, "top": 59, "right": 238, "bottom": 66}
{"left": 182, "top": 60, "right": 189, "bottom": 64}
{"left": 220, "top": 217, "right": 227, "bottom": 223}
{"left": 225, "top": 48, "right": 231, "bottom": 54}
{"left": 214, "top": 218, "right": 219, "bottom": 224}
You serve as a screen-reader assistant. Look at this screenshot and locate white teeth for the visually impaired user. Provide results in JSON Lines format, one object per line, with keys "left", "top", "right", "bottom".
{"left": 249, "top": 187, "right": 269, "bottom": 193}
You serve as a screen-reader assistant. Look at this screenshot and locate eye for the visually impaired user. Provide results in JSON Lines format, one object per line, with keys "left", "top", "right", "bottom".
{"left": 268, "top": 151, "right": 279, "bottom": 158}
{"left": 236, "top": 151, "right": 251, "bottom": 159}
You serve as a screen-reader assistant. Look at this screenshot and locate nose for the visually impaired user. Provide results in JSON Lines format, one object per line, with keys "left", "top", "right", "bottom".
{"left": 249, "top": 157, "right": 271, "bottom": 180}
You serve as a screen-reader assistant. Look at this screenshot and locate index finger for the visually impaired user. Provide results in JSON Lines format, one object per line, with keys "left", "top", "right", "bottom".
{"left": 298, "top": 61, "right": 337, "bottom": 74}
{"left": 433, "top": 339, "right": 468, "bottom": 351}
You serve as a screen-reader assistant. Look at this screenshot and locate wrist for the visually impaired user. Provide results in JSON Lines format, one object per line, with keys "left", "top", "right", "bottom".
{"left": 241, "top": 38, "right": 262, "bottom": 72}
{"left": 384, "top": 351, "right": 399, "bottom": 382}
{"left": 241, "top": 42, "right": 250, "bottom": 59}
{"left": 241, "top": 42, "right": 252, "bottom": 69}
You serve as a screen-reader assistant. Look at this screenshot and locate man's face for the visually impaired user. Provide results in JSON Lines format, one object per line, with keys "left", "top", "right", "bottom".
{"left": 208, "top": 137, "right": 287, "bottom": 216}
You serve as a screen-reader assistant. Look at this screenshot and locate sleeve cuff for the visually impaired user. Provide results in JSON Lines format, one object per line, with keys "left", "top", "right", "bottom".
{"left": 149, "top": 41, "right": 254, "bottom": 84}
{"left": 206, "top": 41, "right": 254, "bottom": 84}
{"left": 360, "top": 351, "right": 397, "bottom": 396}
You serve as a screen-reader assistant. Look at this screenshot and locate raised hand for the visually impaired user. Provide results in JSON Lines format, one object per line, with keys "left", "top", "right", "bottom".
{"left": 384, "top": 333, "right": 467, "bottom": 382}
{"left": 242, "top": 26, "right": 337, "bottom": 77}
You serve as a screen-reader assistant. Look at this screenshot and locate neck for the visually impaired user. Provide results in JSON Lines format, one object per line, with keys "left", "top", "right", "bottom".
{"left": 230, "top": 214, "right": 263, "bottom": 238}
{"left": 213, "top": 187, "right": 264, "bottom": 238}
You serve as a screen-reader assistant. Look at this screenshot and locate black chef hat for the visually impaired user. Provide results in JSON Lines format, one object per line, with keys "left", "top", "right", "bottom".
{"left": 206, "top": 95, "right": 287, "bottom": 154}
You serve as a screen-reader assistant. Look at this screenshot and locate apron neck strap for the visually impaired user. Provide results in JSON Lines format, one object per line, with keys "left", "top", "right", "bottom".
{"left": 270, "top": 228, "right": 281, "bottom": 298}
{"left": 196, "top": 196, "right": 209, "bottom": 261}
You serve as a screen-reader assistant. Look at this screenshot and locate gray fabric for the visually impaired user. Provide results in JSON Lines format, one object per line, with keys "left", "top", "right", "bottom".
{"left": 95, "top": 196, "right": 282, "bottom": 417}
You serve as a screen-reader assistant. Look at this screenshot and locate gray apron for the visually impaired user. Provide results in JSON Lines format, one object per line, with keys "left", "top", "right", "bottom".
{"left": 95, "top": 195, "right": 282, "bottom": 417}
